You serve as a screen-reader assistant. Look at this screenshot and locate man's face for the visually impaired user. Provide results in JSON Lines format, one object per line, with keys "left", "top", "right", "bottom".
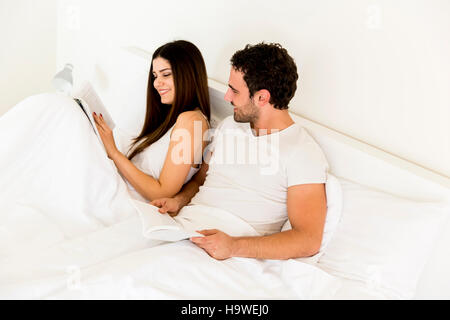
{"left": 224, "top": 68, "right": 259, "bottom": 123}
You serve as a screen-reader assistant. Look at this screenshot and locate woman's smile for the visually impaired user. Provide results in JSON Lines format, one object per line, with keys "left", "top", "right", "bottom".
{"left": 159, "top": 89, "right": 170, "bottom": 96}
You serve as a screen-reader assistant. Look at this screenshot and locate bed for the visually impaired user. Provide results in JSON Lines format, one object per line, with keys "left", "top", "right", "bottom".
{"left": 0, "top": 47, "right": 449, "bottom": 300}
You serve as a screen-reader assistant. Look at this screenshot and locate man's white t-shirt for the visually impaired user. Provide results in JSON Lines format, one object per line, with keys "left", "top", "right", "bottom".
{"left": 189, "top": 116, "right": 329, "bottom": 235}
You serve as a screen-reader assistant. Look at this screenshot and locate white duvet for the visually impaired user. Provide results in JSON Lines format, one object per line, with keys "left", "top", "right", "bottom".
{"left": 0, "top": 93, "right": 374, "bottom": 300}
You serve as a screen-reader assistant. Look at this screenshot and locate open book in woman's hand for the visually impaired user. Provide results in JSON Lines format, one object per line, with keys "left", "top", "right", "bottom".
{"left": 72, "top": 81, "right": 115, "bottom": 148}
{"left": 131, "top": 199, "right": 203, "bottom": 242}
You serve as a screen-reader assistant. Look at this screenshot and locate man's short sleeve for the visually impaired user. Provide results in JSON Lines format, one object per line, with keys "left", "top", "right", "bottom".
{"left": 286, "top": 140, "right": 329, "bottom": 187}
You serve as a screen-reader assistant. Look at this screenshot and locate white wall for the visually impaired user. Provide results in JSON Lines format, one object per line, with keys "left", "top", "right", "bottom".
{"left": 56, "top": 0, "right": 450, "bottom": 178}
{"left": 0, "top": 0, "right": 58, "bottom": 116}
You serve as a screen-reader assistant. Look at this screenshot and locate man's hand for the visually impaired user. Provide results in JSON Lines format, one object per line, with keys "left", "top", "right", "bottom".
{"left": 190, "top": 229, "right": 236, "bottom": 260}
{"left": 150, "top": 197, "right": 182, "bottom": 217}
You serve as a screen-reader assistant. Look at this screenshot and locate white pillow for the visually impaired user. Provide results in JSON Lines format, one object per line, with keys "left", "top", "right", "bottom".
{"left": 317, "top": 178, "right": 449, "bottom": 299}
{"left": 281, "top": 173, "right": 343, "bottom": 262}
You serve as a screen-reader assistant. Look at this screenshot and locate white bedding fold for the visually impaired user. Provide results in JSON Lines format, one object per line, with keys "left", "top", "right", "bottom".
{"left": 0, "top": 93, "right": 136, "bottom": 239}
{"left": 0, "top": 200, "right": 344, "bottom": 299}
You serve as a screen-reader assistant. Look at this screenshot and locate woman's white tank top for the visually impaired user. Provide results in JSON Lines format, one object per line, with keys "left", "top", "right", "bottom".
{"left": 126, "top": 123, "right": 200, "bottom": 202}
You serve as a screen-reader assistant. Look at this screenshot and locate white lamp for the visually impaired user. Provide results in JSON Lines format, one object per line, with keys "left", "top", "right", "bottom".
{"left": 52, "top": 63, "right": 74, "bottom": 94}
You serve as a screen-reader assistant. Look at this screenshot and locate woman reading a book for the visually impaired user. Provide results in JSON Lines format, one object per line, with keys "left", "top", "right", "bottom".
{"left": 93, "top": 40, "right": 210, "bottom": 202}
{"left": 0, "top": 40, "right": 210, "bottom": 232}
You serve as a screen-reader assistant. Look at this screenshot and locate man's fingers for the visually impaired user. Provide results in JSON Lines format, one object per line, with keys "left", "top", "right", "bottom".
{"left": 192, "top": 243, "right": 215, "bottom": 259}
{"left": 158, "top": 206, "right": 169, "bottom": 213}
{"left": 150, "top": 199, "right": 162, "bottom": 207}
{"left": 150, "top": 199, "right": 169, "bottom": 214}
{"left": 190, "top": 235, "right": 208, "bottom": 244}
{"left": 150, "top": 199, "right": 167, "bottom": 213}
{"left": 190, "top": 238, "right": 202, "bottom": 247}
{"left": 190, "top": 236, "right": 202, "bottom": 243}
{"left": 196, "top": 229, "right": 219, "bottom": 236}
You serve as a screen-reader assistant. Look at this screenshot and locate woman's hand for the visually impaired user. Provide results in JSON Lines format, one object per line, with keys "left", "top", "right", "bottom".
{"left": 93, "top": 112, "right": 120, "bottom": 160}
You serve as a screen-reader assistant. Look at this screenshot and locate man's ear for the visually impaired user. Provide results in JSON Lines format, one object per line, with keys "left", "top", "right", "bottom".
{"left": 255, "top": 89, "right": 271, "bottom": 106}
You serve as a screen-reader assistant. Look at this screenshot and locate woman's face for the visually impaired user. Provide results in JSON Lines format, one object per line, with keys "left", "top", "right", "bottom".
{"left": 152, "top": 57, "right": 175, "bottom": 105}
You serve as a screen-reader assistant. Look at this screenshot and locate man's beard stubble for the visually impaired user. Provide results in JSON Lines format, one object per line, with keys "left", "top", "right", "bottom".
{"left": 232, "top": 99, "right": 259, "bottom": 124}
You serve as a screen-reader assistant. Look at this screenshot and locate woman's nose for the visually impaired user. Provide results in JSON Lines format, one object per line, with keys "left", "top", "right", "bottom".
{"left": 154, "top": 76, "right": 162, "bottom": 88}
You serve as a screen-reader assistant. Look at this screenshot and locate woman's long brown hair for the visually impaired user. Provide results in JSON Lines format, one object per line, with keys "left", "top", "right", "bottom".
{"left": 127, "top": 40, "right": 210, "bottom": 161}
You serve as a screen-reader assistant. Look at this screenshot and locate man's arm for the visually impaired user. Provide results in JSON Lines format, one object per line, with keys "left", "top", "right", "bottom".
{"left": 191, "top": 183, "right": 327, "bottom": 260}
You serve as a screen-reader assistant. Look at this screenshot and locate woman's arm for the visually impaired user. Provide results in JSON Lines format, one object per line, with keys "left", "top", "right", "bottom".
{"left": 151, "top": 160, "right": 209, "bottom": 215}
{"left": 95, "top": 111, "right": 209, "bottom": 202}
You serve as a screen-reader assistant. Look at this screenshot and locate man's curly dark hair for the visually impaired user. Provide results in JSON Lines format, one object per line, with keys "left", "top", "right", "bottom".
{"left": 230, "top": 42, "right": 298, "bottom": 110}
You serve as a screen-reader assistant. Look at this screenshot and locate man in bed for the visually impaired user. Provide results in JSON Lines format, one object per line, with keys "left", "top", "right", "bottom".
{"left": 151, "top": 42, "right": 329, "bottom": 261}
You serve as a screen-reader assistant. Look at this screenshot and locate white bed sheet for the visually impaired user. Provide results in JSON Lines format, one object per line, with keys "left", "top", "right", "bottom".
{"left": 0, "top": 213, "right": 389, "bottom": 300}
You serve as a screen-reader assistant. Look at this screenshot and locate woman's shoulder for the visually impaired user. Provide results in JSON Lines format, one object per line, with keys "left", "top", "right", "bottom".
{"left": 175, "top": 109, "right": 208, "bottom": 128}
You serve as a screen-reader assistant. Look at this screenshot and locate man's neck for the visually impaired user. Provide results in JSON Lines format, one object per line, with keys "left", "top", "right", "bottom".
{"left": 250, "top": 109, "right": 294, "bottom": 136}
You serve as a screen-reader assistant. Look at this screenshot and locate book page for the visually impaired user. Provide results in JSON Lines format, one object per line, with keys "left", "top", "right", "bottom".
{"left": 72, "top": 81, "right": 116, "bottom": 152}
{"left": 73, "top": 98, "right": 101, "bottom": 139}
{"left": 132, "top": 199, "right": 180, "bottom": 230}
{"left": 131, "top": 199, "right": 202, "bottom": 241}
{"left": 72, "top": 81, "right": 115, "bottom": 130}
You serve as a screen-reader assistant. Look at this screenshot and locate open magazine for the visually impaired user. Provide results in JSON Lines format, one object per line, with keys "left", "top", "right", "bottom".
{"left": 131, "top": 199, "right": 204, "bottom": 242}
{"left": 72, "top": 81, "right": 115, "bottom": 147}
